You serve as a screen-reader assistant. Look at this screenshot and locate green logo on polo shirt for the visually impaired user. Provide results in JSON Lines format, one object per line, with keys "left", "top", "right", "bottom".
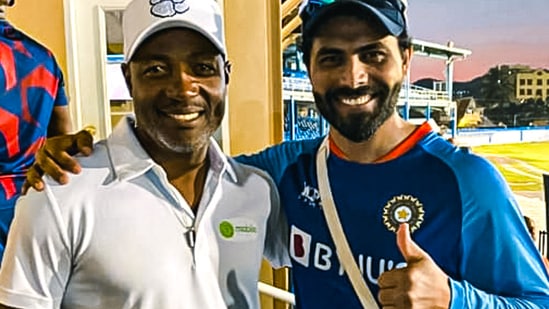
{"left": 219, "top": 221, "right": 235, "bottom": 239}
{"left": 219, "top": 218, "right": 258, "bottom": 241}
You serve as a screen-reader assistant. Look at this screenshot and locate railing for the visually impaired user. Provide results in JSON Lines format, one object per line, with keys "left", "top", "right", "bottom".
{"left": 258, "top": 282, "right": 296, "bottom": 306}
{"left": 456, "top": 126, "right": 549, "bottom": 146}
{"left": 402, "top": 85, "right": 450, "bottom": 102}
{"left": 283, "top": 77, "right": 312, "bottom": 93}
{"left": 526, "top": 175, "right": 547, "bottom": 259}
{"left": 282, "top": 76, "right": 454, "bottom": 141}
{"left": 284, "top": 116, "right": 325, "bottom": 141}
{"left": 282, "top": 76, "right": 451, "bottom": 103}
{"left": 540, "top": 230, "right": 547, "bottom": 257}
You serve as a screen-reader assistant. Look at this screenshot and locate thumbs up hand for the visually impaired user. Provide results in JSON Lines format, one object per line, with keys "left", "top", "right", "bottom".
{"left": 377, "top": 224, "right": 451, "bottom": 309}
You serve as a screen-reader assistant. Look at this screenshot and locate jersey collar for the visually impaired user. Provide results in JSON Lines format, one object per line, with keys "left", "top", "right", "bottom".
{"left": 329, "top": 121, "right": 434, "bottom": 163}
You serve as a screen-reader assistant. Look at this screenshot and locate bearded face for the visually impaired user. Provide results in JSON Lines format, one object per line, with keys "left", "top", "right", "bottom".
{"left": 307, "top": 15, "right": 410, "bottom": 143}
{"left": 314, "top": 82, "right": 402, "bottom": 142}
{"left": 124, "top": 28, "right": 226, "bottom": 155}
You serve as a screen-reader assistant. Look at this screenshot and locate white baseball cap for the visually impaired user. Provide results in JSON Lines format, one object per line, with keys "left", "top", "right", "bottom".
{"left": 123, "top": 0, "right": 226, "bottom": 61}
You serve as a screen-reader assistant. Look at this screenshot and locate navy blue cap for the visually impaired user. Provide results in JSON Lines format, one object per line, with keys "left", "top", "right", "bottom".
{"left": 299, "top": 0, "right": 407, "bottom": 37}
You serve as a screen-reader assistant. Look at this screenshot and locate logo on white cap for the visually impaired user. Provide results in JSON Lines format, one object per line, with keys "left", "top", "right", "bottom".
{"left": 150, "top": 0, "right": 190, "bottom": 18}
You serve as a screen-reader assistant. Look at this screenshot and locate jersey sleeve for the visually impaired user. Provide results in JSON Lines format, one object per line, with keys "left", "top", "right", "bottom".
{"left": 0, "top": 185, "right": 72, "bottom": 309}
{"left": 450, "top": 155, "right": 549, "bottom": 308}
{"left": 234, "top": 139, "right": 319, "bottom": 185}
{"left": 258, "top": 168, "right": 290, "bottom": 269}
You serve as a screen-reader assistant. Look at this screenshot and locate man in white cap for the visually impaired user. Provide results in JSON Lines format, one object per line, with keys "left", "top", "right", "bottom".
{"left": 0, "top": 0, "right": 288, "bottom": 308}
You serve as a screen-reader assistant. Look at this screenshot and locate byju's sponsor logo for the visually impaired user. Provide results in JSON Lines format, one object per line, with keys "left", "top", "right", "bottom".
{"left": 299, "top": 182, "right": 321, "bottom": 208}
{"left": 290, "top": 225, "right": 312, "bottom": 267}
{"left": 289, "top": 225, "right": 406, "bottom": 285}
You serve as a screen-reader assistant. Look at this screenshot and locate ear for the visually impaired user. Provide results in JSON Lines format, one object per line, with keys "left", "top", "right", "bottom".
{"left": 121, "top": 62, "right": 133, "bottom": 94}
{"left": 224, "top": 60, "right": 232, "bottom": 85}
{"left": 402, "top": 46, "right": 413, "bottom": 74}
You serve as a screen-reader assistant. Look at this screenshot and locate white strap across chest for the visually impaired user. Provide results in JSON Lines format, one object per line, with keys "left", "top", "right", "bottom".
{"left": 316, "top": 137, "right": 380, "bottom": 309}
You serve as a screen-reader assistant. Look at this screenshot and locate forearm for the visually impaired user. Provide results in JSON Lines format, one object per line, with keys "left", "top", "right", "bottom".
{"left": 47, "top": 106, "right": 72, "bottom": 137}
{"left": 450, "top": 279, "right": 549, "bottom": 308}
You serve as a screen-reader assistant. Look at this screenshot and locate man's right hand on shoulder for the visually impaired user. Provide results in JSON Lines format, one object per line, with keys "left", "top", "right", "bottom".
{"left": 24, "top": 130, "right": 94, "bottom": 193}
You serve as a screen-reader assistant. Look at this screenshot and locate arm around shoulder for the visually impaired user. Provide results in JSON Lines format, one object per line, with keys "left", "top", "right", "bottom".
{"left": 26, "top": 129, "right": 94, "bottom": 191}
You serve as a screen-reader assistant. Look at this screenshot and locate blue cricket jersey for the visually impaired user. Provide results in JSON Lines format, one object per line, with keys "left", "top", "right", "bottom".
{"left": 236, "top": 124, "right": 549, "bottom": 308}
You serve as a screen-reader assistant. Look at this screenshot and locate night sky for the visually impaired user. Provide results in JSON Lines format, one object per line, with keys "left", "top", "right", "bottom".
{"left": 407, "top": 0, "right": 549, "bottom": 82}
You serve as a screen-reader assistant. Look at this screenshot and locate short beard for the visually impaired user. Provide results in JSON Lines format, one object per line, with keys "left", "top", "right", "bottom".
{"left": 314, "top": 82, "right": 402, "bottom": 142}
{"left": 134, "top": 112, "right": 215, "bottom": 155}
{"left": 154, "top": 129, "right": 212, "bottom": 154}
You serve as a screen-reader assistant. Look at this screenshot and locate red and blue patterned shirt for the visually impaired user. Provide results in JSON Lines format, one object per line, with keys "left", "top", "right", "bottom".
{"left": 0, "top": 20, "right": 68, "bottom": 204}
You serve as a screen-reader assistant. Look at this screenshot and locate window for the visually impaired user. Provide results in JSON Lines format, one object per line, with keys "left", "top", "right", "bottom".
{"left": 520, "top": 89, "right": 525, "bottom": 96}
{"left": 527, "top": 89, "right": 532, "bottom": 95}
{"left": 536, "top": 89, "right": 542, "bottom": 96}
{"left": 520, "top": 79, "right": 526, "bottom": 86}
{"left": 537, "top": 79, "right": 543, "bottom": 86}
{"left": 527, "top": 79, "right": 533, "bottom": 85}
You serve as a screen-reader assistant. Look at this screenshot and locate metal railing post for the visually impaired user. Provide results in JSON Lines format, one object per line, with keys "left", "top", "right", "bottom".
{"left": 543, "top": 174, "right": 549, "bottom": 257}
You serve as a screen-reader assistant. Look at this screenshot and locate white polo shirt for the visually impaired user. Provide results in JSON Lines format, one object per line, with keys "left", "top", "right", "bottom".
{"left": 0, "top": 116, "right": 290, "bottom": 309}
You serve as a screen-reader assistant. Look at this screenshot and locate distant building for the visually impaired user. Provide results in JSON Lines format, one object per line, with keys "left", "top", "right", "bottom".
{"left": 516, "top": 69, "right": 549, "bottom": 101}
{"left": 456, "top": 97, "right": 486, "bottom": 128}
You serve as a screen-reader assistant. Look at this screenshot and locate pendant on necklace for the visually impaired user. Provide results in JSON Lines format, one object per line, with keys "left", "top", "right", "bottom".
{"left": 185, "top": 228, "right": 196, "bottom": 248}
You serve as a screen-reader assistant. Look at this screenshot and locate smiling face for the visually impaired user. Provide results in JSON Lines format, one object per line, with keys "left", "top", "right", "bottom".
{"left": 308, "top": 14, "right": 411, "bottom": 142}
{"left": 123, "top": 28, "right": 227, "bottom": 154}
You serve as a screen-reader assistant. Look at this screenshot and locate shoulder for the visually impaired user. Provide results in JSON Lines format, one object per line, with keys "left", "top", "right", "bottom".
{"left": 42, "top": 140, "right": 115, "bottom": 194}
{"left": 227, "top": 156, "right": 276, "bottom": 187}
{"left": 264, "top": 138, "right": 322, "bottom": 156}
{"left": 419, "top": 133, "right": 503, "bottom": 186}
{"left": 236, "top": 138, "right": 322, "bottom": 168}
{"left": 10, "top": 29, "right": 61, "bottom": 68}
{"left": 419, "top": 134, "right": 513, "bottom": 212}
{"left": 18, "top": 141, "right": 121, "bottom": 230}
{"left": 234, "top": 138, "right": 322, "bottom": 184}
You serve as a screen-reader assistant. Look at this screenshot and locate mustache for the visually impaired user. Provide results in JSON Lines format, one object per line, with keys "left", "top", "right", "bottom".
{"left": 325, "top": 86, "right": 379, "bottom": 102}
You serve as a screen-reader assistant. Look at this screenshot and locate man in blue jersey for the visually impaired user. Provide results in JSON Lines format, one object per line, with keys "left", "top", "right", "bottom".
{"left": 23, "top": 0, "right": 549, "bottom": 308}
{"left": 0, "top": 0, "right": 71, "bottom": 261}
{"left": 0, "top": 0, "right": 289, "bottom": 307}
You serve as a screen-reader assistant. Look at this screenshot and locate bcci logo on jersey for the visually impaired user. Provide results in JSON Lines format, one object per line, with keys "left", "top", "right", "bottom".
{"left": 382, "top": 194, "right": 424, "bottom": 233}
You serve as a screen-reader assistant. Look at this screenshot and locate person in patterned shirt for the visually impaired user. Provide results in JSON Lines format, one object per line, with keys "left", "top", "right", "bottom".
{"left": 0, "top": 0, "right": 71, "bottom": 260}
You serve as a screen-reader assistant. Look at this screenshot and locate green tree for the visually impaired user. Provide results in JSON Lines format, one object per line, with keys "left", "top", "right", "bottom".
{"left": 479, "top": 65, "right": 516, "bottom": 104}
